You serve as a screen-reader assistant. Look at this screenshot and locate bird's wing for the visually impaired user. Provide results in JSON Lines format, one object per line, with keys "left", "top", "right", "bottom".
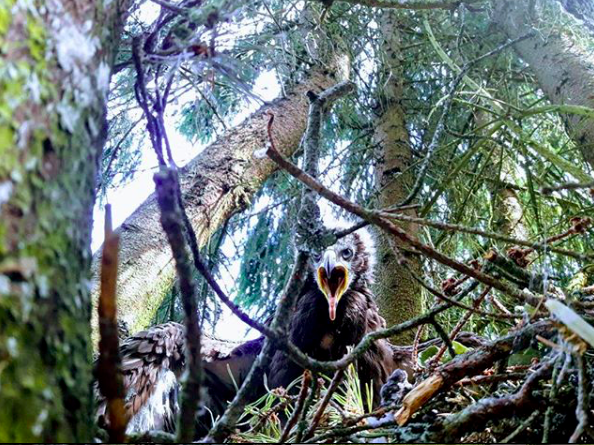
{"left": 95, "top": 322, "right": 264, "bottom": 435}
{"left": 96, "top": 322, "right": 186, "bottom": 433}
{"left": 202, "top": 336, "right": 265, "bottom": 420}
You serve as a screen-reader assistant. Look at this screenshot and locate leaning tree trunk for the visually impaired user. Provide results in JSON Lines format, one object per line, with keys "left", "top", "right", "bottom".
{"left": 91, "top": 68, "right": 341, "bottom": 338}
{"left": 493, "top": 0, "right": 594, "bottom": 170}
{"left": 0, "top": 0, "right": 129, "bottom": 441}
{"left": 372, "top": 10, "right": 423, "bottom": 344}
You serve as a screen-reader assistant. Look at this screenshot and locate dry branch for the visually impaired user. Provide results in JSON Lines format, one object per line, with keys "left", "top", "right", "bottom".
{"left": 395, "top": 320, "right": 553, "bottom": 425}
{"left": 154, "top": 169, "right": 203, "bottom": 442}
{"left": 96, "top": 205, "right": 128, "bottom": 442}
{"left": 279, "top": 371, "right": 312, "bottom": 443}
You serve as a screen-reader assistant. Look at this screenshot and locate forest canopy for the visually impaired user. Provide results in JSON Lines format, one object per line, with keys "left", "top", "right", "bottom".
{"left": 1, "top": 0, "right": 594, "bottom": 443}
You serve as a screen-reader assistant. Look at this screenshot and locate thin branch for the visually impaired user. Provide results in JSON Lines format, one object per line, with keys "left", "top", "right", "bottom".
{"left": 205, "top": 252, "right": 309, "bottom": 443}
{"left": 542, "top": 180, "right": 594, "bottom": 194}
{"left": 177, "top": 212, "right": 276, "bottom": 338}
{"left": 305, "top": 418, "right": 398, "bottom": 444}
{"left": 456, "top": 371, "right": 528, "bottom": 387}
{"left": 501, "top": 410, "right": 540, "bottom": 443}
{"left": 331, "top": 0, "right": 479, "bottom": 10}
{"left": 278, "top": 371, "right": 312, "bottom": 443}
{"left": 412, "top": 272, "right": 521, "bottom": 319}
{"left": 569, "top": 353, "right": 588, "bottom": 443}
{"left": 303, "top": 369, "right": 345, "bottom": 440}
{"left": 430, "top": 317, "right": 457, "bottom": 360}
{"left": 154, "top": 169, "right": 203, "bottom": 442}
{"left": 262, "top": 123, "right": 542, "bottom": 306}
{"left": 430, "top": 286, "right": 491, "bottom": 365}
{"left": 380, "top": 211, "right": 592, "bottom": 261}
{"left": 294, "top": 374, "right": 320, "bottom": 443}
{"left": 97, "top": 204, "right": 128, "bottom": 442}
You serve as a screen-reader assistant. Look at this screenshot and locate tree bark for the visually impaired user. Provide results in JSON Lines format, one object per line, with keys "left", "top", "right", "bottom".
{"left": 493, "top": 0, "right": 594, "bottom": 169}
{"left": 372, "top": 10, "right": 423, "bottom": 344}
{"left": 91, "top": 68, "right": 341, "bottom": 338}
{"left": 0, "top": 0, "right": 130, "bottom": 441}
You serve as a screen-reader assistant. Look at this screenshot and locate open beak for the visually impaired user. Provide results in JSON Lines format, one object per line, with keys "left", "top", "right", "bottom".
{"left": 316, "top": 250, "right": 349, "bottom": 321}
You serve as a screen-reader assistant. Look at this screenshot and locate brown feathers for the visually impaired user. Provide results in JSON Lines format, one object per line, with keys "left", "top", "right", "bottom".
{"left": 98, "top": 230, "right": 398, "bottom": 433}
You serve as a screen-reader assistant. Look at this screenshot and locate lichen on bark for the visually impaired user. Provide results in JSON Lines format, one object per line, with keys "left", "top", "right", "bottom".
{"left": 372, "top": 10, "right": 423, "bottom": 344}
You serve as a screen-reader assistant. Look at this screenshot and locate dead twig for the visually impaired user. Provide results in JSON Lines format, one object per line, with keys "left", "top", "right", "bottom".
{"left": 501, "top": 409, "right": 540, "bottom": 443}
{"left": 303, "top": 369, "right": 345, "bottom": 440}
{"left": 278, "top": 371, "right": 312, "bottom": 443}
{"left": 569, "top": 353, "right": 588, "bottom": 443}
{"left": 394, "top": 321, "right": 552, "bottom": 426}
{"left": 430, "top": 286, "right": 491, "bottom": 366}
{"left": 97, "top": 204, "right": 128, "bottom": 442}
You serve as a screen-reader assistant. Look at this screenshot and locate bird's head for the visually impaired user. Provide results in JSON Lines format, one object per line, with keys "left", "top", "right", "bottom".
{"left": 313, "top": 231, "right": 374, "bottom": 321}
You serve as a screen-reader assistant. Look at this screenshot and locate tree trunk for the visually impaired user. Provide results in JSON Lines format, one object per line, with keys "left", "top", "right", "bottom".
{"left": 493, "top": 0, "right": 594, "bottom": 169}
{"left": 372, "top": 10, "right": 423, "bottom": 345}
{"left": 0, "top": 0, "right": 129, "bottom": 441}
{"left": 91, "top": 68, "right": 341, "bottom": 338}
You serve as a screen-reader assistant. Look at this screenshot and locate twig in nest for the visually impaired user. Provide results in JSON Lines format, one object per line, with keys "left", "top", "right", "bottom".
{"left": 394, "top": 321, "right": 552, "bottom": 426}
{"left": 501, "top": 409, "right": 540, "bottom": 443}
{"left": 278, "top": 371, "right": 312, "bottom": 443}
{"left": 436, "top": 358, "right": 554, "bottom": 441}
{"left": 295, "top": 374, "right": 321, "bottom": 443}
{"left": 97, "top": 204, "right": 128, "bottom": 442}
{"left": 303, "top": 368, "right": 345, "bottom": 440}
{"left": 430, "top": 286, "right": 491, "bottom": 365}
{"left": 411, "top": 324, "right": 425, "bottom": 372}
{"left": 569, "top": 353, "right": 588, "bottom": 443}
{"left": 456, "top": 372, "right": 527, "bottom": 387}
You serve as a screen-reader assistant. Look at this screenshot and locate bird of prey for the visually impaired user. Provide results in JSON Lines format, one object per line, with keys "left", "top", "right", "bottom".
{"left": 96, "top": 230, "right": 404, "bottom": 435}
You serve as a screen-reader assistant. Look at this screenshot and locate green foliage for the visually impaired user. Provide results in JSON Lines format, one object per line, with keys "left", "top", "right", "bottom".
{"left": 234, "top": 363, "right": 372, "bottom": 443}
{"left": 134, "top": 1, "right": 594, "bottom": 336}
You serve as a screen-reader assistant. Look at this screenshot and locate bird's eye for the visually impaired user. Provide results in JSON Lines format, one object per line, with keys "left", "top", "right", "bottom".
{"left": 313, "top": 252, "right": 322, "bottom": 262}
{"left": 341, "top": 248, "right": 353, "bottom": 260}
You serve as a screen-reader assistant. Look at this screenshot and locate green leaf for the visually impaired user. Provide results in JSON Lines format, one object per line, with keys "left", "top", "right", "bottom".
{"left": 418, "top": 345, "right": 439, "bottom": 367}
{"left": 508, "top": 347, "right": 540, "bottom": 366}
{"left": 452, "top": 340, "right": 470, "bottom": 355}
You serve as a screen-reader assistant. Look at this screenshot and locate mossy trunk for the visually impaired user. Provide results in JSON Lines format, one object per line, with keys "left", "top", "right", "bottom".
{"left": 0, "top": 0, "right": 129, "bottom": 441}
{"left": 493, "top": 0, "right": 594, "bottom": 169}
{"left": 372, "top": 11, "right": 423, "bottom": 345}
{"left": 91, "top": 68, "right": 342, "bottom": 339}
